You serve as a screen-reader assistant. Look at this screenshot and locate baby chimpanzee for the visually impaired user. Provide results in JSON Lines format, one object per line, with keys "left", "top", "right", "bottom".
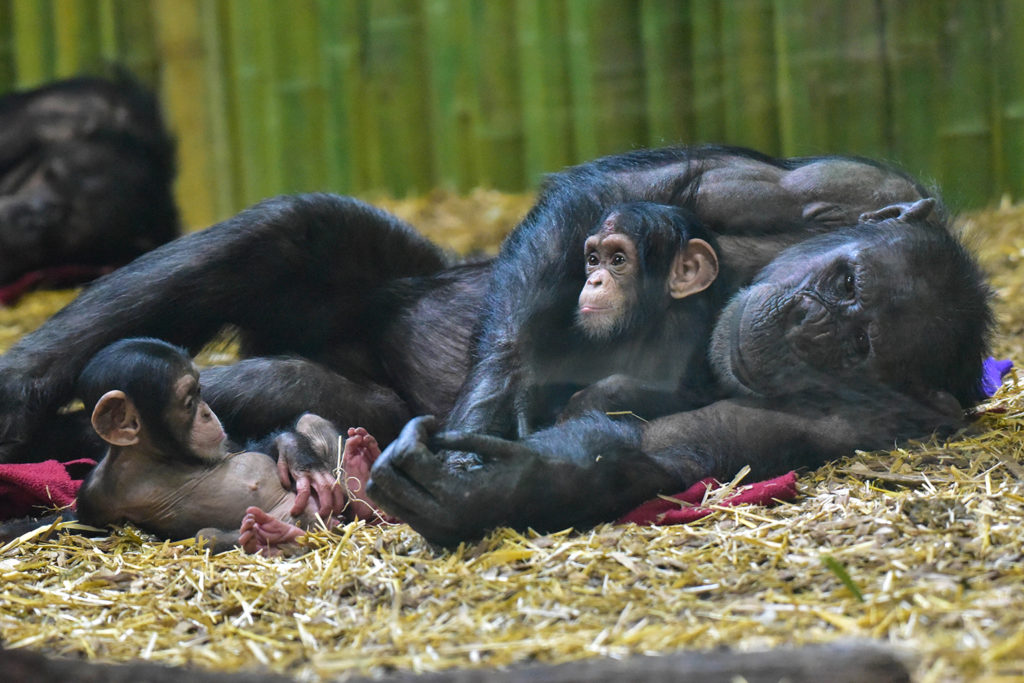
{"left": 75, "top": 338, "right": 393, "bottom": 555}
{"left": 548, "top": 202, "right": 721, "bottom": 423}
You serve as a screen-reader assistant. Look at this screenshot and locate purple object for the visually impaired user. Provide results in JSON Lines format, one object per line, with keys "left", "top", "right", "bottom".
{"left": 980, "top": 357, "right": 1014, "bottom": 397}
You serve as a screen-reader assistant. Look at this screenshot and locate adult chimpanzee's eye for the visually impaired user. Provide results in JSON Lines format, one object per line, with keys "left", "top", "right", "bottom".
{"left": 844, "top": 273, "right": 856, "bottom": 296}
{"left": 853, "top": 329, "right": 870, "bottom": 356}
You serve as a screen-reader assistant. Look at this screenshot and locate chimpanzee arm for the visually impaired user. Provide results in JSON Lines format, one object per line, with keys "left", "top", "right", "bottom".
{"left": 0, "top": 194, "right": 445, "bottom": 462}
{"left": 369, "top": 388, "right": 961, "bottom": 546}
{"left": 201, "top": 358, "right": 410, "bottom": 444}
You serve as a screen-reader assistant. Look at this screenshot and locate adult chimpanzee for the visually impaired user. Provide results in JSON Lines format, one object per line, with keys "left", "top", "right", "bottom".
{"left": 368, "top": 205, "right": 991, "bottom": 545}
{"left": 0, "top": 73, "right": 179, "bottom": 288}
{"left": 439, "top": 148, "right": 954, "bottom": 441}
{"left": 74, "top": 338, "right": 391, "bottom": 554}
{"left": 0, "top": 146, "right": 984, "bottom": 540}
{"left": 526, "top": 201, "right": 721, "bottom": 426}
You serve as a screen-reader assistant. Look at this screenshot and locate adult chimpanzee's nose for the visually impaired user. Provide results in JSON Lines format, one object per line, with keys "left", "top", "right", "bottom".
{"left": 786, "top": 293, "right": 835, "bottom": 359}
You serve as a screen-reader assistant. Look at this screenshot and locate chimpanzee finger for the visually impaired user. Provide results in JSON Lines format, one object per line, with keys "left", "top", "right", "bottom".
{"left": 431, "top": 431, "right": 526, "bottom": 461}
{"left": 277, "top": 456, "right": 292, "bottom": 490}
{"left": 291, "top": 476, "right": 313, "bottom": 516}
{"left": 406, "top": 415, "right": 438, "bottom": 442}
{"left": 311, "top": 472, "right": 344, "bottom": 518}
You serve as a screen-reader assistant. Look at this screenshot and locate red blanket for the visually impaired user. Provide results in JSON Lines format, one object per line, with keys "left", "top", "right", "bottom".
{"left": 0, "top": 265, "right": 113, "bottom": 306}
{"left": 619, "top": 471, "right": 799, "bottom": 525}
{"left": 0, "top": 459, "right": 96, "bottom": 519}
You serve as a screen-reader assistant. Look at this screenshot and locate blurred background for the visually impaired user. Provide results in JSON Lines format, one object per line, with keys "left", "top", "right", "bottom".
{"left": 1, "top": 0, "right": 1022, "bottom": 229}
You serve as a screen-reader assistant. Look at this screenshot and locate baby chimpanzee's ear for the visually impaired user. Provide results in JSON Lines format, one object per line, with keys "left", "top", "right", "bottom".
{"left": 91, "top": 390, "right": 142, "bottom": 447}
{"left": 668, "top": 238, "right": 719, "bottom": 300}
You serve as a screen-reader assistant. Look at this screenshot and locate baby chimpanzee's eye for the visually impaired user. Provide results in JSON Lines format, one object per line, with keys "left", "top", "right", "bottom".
{"left": 611, "top": 253, "right": 626, "bottom": 266}
{"left": 586, "top": 253, "right": 599, "bottom": 267}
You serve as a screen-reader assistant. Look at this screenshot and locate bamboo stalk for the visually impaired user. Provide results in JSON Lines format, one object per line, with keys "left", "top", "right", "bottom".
{"left": 933, "top": 0, "right": 995, "bottom": 208}
{"left": 566, "top": 0, "right": 645, "bottom": 160}
{"left": 639, "top": 0, "right": 693, "bottom": 147}
{"left": 113, "top": 0, "right": 159, "bottom": 84}
{"left": 721, "top": 0, "right": 778, "bottom": 152}
{"left": 224, "top": 0, "right": 280, "bottom": 204}
{"left": 198, "top": 0, "right": 236, "bottom": 220}
{"left": 317, "top": 0, "right": 355, "bottom": 194}
{"left": 423, "top": 0, "right": 478, "bottom": 192}
{"left": 0, "top": 0, "right": 15, "bottom": 90}
{"left": 270, "top": 0, "right": 326, "bottom": 194}
{"left": 516, "top": 0, "right": 573, "bottom": 185}
{"left": 97, "top": 0, "right": 117, "bottom": 64}
{"left": 474, "top": 0, "right": 524, "bottom": 190}
{"left": 690, "top": 0, "right": 726, "bottom": 144}
{"left": 12, "top": 0, "right": 54, "bottom": 87}
{"left": 881, "top": 0, "right": 942, "bottom": 183}
{"left": 152, "top": 0, "right": 217, "bottom": 230}
{"left": 365, "top": 0, "right": 432, "bottom": 196}
{"left": 826, "top": 1, "right": 886, "bottom": 158}
{"left": 54, "top": 0, "right": 101, "bottom": 77}
{"left": 770, "top": 0, "right": 829, "bottom": 155}
{"left": 993, "top": 0, "right": 1024, "bottom": 201}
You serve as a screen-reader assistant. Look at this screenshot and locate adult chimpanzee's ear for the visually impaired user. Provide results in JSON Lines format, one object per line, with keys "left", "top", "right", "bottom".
{"left": 668, "top": 238, "right": 719, "bottom": 299}
{"left": 858, "top": 198, "right": 936, "bottom": 224}
{"left": 91, "top": 390, "right": 142, "bottom": 447}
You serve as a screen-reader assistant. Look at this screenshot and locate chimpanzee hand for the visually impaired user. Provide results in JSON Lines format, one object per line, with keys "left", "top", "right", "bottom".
{"left": 368, "top": 415, "right": 525, "bottom": 545}
{"left": 560, "top": 375, "right": 636, "bottom": 420}
{"left": 560, "top": 375, "right": 688, "bottom": 423}
{"left": 270, "top": 428, "right": 345, "bottom": 520}
{"left": 368, "top": 413, "right": 654, "bottom": 546}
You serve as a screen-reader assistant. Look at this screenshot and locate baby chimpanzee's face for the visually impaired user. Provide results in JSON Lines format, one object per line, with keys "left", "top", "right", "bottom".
{"left": 167, "top": 370, "right": 226, "bottom": 461}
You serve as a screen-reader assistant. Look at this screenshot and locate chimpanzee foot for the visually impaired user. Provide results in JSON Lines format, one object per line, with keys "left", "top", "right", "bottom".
{"left": 340, "top": 427, "right": 396, "bottom": 523}
{"left": 239, "top": 506, "right": 305, "bottom": 557}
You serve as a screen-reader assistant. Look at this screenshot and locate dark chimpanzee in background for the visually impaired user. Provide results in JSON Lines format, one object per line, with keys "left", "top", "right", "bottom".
{"left": 0, "top": 146, "right": 992, "bottom": 547}
{"left": 0, "top": 73, "right": 179, "bottom": 289}
{"left": 74, "top": 338, "right": 392, "bottom": 555}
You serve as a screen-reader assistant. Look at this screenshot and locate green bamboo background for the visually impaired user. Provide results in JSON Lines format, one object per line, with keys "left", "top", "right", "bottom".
{"left": 1, "top": 0, "right": 1022, "bottom": 229}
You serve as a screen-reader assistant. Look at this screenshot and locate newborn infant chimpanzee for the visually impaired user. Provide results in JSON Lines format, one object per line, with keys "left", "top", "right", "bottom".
{"left": 75, "top": 338, "right": 394, "bottom": 555}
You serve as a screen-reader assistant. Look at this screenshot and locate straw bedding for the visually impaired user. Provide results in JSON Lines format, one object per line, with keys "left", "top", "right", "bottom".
{"left": 0, "top": 195, "right": 1022, "bottom": 682}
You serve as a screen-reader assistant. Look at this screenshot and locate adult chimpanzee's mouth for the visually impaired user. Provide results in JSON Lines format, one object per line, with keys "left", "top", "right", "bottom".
{"left": 727, "top": 296, "right": 758, "bottom": 393}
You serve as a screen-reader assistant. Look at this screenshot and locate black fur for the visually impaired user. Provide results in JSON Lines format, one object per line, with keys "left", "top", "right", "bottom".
{"left": 0, "top": 74, "right": 179, "bottom": 284}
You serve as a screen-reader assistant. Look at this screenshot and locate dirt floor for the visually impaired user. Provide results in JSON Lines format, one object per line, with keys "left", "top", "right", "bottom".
{"left": 0, "top": 195, "right": 1022, "bottom": 682}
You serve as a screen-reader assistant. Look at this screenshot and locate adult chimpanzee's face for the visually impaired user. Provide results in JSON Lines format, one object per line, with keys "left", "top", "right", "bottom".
{"left": 710, "top": 223, "right": 979, "bottom": 402}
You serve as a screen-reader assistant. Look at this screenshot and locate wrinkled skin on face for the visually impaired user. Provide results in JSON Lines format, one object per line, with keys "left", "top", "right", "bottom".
{"left": 710, "top": 214, "right": 991, "bottom": 410}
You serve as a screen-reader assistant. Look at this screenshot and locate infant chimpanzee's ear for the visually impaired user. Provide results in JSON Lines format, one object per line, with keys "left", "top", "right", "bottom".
{"left": 91, "top": 390, "right": 142, "bottom": 447}
{"left": 668, "top": 238, "right": 719, "bottom": 300}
